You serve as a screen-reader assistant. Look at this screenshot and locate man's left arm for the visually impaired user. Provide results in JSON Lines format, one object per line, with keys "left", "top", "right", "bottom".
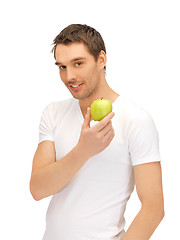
{"left": 122, "top": 161, "right": 165, "bottom": 240}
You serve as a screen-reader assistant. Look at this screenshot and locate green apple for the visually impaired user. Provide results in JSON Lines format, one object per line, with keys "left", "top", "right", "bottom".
{"left": 90, "top": 97, "right": 112, "bottom": 121}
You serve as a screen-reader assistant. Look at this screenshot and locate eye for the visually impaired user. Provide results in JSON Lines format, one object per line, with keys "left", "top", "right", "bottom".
{"left": 75, "top": 62, "right": 82, "bottom": 67}
{"left": 59, "top": 65, "right": 66, "bottom": 70}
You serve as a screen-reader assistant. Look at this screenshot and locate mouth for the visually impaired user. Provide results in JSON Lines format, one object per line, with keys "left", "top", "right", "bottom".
{"left": 70, "top": 83, "right": 83, "bottom": 91}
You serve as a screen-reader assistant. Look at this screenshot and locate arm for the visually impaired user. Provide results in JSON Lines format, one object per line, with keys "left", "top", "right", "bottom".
{"left": 122, "top": 161, "right": 165, "bottom": 240}
{"left": 30, "top": 140, "right": 89, "bottom": 201}
{"left": 30, "top": 108, "right": 115, "bottom": 201}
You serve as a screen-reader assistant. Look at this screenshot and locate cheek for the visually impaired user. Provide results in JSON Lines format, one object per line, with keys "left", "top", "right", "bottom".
{"left": 89, "top": 66, "right": 99, "bottom": 81}
{"left": 59, "top": 71, "right": 65, "bottom": 80}
{"left": 85, "top": 64, "right": 98, "bottom": 77}
{"left": 59, "top": 72, "right": 67, "bottom": 86}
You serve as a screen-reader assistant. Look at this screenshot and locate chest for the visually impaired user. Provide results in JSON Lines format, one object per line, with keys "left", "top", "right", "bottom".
{"left": 53, "top": 108, "right": 131, "bottom": 170}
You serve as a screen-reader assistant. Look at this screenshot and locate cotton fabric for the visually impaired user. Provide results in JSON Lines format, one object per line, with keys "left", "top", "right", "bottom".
{"left": 38, "top": 95, "right": 161, "bottom": 240}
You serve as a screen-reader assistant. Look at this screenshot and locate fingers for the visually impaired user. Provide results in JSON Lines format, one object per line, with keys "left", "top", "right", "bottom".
{"left": 99, "top": 120, "right": 112, "bottom": 136}
{"left": 93, "top": 112, "right": 115, "bottom": 132}
{"left": 99, "top": 120, "right": 115, "bottom": 141}
{"left": 82, "top": 107, "right": 92, "bottom": 128}
{"left": 100, "top": 125, "right": 115, "bottom": 148}
{"left": 105, "top": 127, "right": 115, "bottom": 144}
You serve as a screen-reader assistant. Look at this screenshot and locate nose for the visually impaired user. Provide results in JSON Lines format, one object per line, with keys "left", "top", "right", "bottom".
{"left": 66, "top": 67, "right": 76, "bottom": 82}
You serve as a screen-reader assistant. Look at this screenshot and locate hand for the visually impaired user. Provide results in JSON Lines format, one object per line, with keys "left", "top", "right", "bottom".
{"left": 77, "top": 107, "right": 115, "bottom": 159}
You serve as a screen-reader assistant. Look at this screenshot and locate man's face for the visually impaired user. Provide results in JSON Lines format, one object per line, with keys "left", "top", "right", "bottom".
{"left": 55, "top": 42, "right": 102, "bottom": 100}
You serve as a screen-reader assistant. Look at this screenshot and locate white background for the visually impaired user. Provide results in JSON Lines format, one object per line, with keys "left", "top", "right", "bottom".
{"left": 0, "top": 0, "right": 179, "bottom": 239}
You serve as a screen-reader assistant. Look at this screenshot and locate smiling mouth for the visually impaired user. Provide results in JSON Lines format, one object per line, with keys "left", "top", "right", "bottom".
{"left": 70, "top": 83, "right": 83, "bottom": 91}
{"left": 70, "top": 84, "right": 81, "bottom": 87}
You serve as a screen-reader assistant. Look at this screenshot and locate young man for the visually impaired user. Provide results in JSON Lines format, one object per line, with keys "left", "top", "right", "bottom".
{"left": 30, "top": 24, "right": 164, "bottom": 240}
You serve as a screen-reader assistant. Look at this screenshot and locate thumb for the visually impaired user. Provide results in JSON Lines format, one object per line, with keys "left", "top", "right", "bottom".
{"left": 83, "top": 107, "right": 92, "bottom": 128}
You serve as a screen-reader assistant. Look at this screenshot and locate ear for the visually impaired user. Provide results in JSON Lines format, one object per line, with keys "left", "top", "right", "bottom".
{"left": 98, "top": 50, "right": 107, "bottom": 71}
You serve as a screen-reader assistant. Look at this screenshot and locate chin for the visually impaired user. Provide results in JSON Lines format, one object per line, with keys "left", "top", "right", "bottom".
{"left": 69, "top": 88, "right": 93, "bottom": 100}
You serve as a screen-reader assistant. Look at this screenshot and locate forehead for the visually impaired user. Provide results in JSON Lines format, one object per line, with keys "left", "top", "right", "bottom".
{"left": 55, "top": 42, "right": 94, "bottom": 63}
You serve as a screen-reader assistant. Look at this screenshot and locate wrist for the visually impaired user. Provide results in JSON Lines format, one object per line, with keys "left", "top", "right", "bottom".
{"left": 75, "top": 143, "right": 91, "bottom": 161}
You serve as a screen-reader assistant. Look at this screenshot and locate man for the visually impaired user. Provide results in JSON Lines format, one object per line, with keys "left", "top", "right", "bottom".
{"left": 30, "top": 24, "right": 164, "bottom": 240}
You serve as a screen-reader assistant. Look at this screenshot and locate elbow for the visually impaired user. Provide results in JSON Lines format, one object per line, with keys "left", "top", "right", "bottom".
{"left": 157, "top": 201, "right": 165, "bottom": 221}
{"left": 31, "top": 192, "right": 42, "bottom": 201}
{"left": 152, "top": 207, "right": 165, "bottom": 224}
{"left": 154, "top": 201, "right": 165, "bottom": 220}
{"left": 160, "top": 207, "right": 165, "bottom": 221}
{"left": 157, "top": 209, "right": 165, "bottom": 226}
{"left": 156, "top": 207, "right": 165, "bottom": 223}
{"left": 142, "top": 200, "right": 165, "bottom": 222}
{"left": 29, "top": 180, "right": 43, "bottom": 201}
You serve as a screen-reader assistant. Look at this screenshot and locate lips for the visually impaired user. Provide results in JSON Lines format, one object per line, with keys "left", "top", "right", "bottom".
{"left": 70, "top": 83, "right": 83, "bottom": 91}
{"left": 70, "top": 83, "right": 82, "bottom": 87}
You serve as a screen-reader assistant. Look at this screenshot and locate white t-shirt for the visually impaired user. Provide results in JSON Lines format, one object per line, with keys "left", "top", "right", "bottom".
{"left": 38, "top": 95, "right": 161, "bottom": 240}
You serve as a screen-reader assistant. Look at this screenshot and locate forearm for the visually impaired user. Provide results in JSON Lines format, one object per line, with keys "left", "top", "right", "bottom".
{"left": 30, "top": 144, "right": 89, "bottom": 201}
{"left": 122, "top": 206, "right": 164, "bottom": 240}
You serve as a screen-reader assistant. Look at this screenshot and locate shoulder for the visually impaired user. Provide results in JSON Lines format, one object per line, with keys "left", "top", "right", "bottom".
{"left": 115, "top": 95, "right": 157, "bottom": 140}
{"left": 119, "top": 95, "right": 147, "bottom": 118}
{"left": 40, "top": 97, "right": 76, "bottom": 125}
{"left": 42, "top": 97, "right": 75, "bottom": 115}
{"left": 115, "top": 95, "right": 152, "bottom": 125}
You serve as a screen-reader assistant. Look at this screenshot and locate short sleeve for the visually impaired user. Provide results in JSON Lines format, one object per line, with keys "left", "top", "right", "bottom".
{"left": 38, "top": 104, "right": 54, "bottom": 144}
{"left": 128, "top": 112, "right": 161, "bottom": 166}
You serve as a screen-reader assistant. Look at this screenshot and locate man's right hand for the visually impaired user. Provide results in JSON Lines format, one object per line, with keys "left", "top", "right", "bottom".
{"left": 77, "top": 107, "right": 115, "bottom": 159}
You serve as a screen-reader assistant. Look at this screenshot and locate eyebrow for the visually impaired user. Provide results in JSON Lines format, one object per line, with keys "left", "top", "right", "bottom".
{"left": 55, "top": 57, "right": 86, "bottom": 66}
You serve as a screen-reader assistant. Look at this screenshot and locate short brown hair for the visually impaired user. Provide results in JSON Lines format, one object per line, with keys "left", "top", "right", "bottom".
{"left": 52, "top": 24, "right": 106, "bottom": 71}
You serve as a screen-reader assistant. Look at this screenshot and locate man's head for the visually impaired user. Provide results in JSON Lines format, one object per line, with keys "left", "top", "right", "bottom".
{"left": 52, "top": 24, "right": 108, "bottom": 100}
{"left": 52, "top": 24, "right": 106, "bottom": 72}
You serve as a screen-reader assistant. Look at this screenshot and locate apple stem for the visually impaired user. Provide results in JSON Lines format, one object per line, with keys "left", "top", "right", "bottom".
{"left": 101, "top": 97, "right": 103, "bottom": 100}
